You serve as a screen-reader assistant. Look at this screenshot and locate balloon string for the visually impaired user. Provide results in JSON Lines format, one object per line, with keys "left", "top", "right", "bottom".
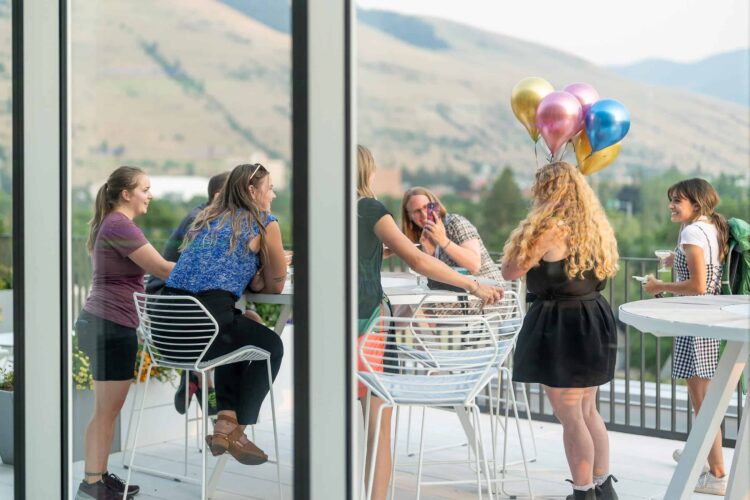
{"left": 534, "top": 140, "right": 540, "bottom": 170}
{"left": 571, "top": 139, "right": 578, "bottom": 166}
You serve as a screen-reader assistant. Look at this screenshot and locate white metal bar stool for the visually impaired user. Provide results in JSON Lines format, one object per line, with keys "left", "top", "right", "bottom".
{"left": 396, "top": 292, "right": 533, "bottom": 498}
{"left": 124, "top": 292, "right": 282, "bottom": 500}
{"left": 358, "top": 310, "right": 500, "bottom": 500}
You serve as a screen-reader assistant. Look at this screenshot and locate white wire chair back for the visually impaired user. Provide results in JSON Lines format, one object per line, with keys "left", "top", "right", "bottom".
{"left": 358, "top": 311, "right": 500, "bottom": 407}
{"left": 133, "top": 292, "right": 220, "bottom": 371}
{"left": 409, "top": 290, "right": 522, "bottom": 365}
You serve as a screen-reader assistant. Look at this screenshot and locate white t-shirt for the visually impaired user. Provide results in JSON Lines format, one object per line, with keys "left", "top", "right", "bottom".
{"left": 678, "top": 219, "right": 720, "bottom": 267}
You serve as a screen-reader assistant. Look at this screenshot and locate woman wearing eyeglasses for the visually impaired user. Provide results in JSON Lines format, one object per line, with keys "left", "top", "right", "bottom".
{"left": 163, "top": 163, "right": 287, "bottom": 465}
{"left": 400, "top": 187, "right": 502, "bottom": 290}
{"left": 357, "top": 146, "right": 503, "bottom": 500}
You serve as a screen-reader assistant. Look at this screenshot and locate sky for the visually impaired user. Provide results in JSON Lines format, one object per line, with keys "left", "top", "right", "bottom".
{"left": 357, "top": 0, "right": 750, "bottom": 66}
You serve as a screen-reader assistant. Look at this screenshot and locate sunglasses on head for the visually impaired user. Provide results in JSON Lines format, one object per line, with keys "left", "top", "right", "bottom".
{"left": 248, "top": 163, "right": 262, "bottom": 184}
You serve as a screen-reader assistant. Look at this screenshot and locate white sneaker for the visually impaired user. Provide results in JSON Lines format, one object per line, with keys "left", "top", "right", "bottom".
{"left": 672, "top": 448, "right": 709, "bottom": 473}
{"left": 694, "top": 471, "right": 727, "bottom": 495}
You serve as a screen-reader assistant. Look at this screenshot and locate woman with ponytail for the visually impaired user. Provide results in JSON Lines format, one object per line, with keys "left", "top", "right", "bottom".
{"left": 163, "top": 163, "right": 287, "bottom": 466}
{"left": 644, "top": 178, "right": 730, "bottom": 496}
{"left": 76, "top": 166, "right": 175, "bottom": 500}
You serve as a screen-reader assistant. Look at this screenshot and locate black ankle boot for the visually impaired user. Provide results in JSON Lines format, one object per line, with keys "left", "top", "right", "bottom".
{"left": 565, "top": 487, "right": 596, "bottom": 500}
{"left": 596, "top": 475, "right": 618, "bottom": 499}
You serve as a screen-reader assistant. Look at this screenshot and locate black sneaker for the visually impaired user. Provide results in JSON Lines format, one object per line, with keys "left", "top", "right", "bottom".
{"left": 174, "top": 371, "right": 199, "bottom": 415}
{"left": 75, "top": 480, "right": 132, "bottom": 500}
{"left": 102, "top": 471, "right": 140, "bottom": 496}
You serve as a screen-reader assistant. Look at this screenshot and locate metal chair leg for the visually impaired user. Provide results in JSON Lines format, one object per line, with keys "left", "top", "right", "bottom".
{"left": 473, "top": 404, "right": 495, "bottom": 500}
{"left": 390, "top": 406, "right": 400, "bottom": 500}
{"left": 121, "top": 352, "right": 147, "bottom": 468}
{"left": 267, "top": 359, "right": 283, "bottom": 500}
{"left": 123, "top": 367, "right": 152, "bottom": 500}
{"left": 185, "top": 371, "right": 190, "bottom": 477}
{"left": 201, "top": 373, "right": 208, "bottom": 500}
{"left": 415, "top": 406, "right": 427, "bottom": 500}
{"left": 360, "top": 391, "right": 372, "bottom": 500}
{"left": 508, "top": 382, "right": 533, "bottom": 499}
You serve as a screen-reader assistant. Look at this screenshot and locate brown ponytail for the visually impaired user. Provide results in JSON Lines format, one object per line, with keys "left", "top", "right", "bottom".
{"left": 87, "top": 166, "right": 145, "bottom": 253}
{"left": 710, "top": 212, "right": 730, "bottom": 263}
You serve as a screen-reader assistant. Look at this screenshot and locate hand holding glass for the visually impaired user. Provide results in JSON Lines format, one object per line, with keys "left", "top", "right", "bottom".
{"left": 408, "top": 267, "right": 428, "bottom": 291}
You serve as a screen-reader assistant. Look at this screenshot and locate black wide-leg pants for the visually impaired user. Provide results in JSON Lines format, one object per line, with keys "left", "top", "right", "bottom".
{"left": 164, "top": 288, "right": 284, "bottom": 425}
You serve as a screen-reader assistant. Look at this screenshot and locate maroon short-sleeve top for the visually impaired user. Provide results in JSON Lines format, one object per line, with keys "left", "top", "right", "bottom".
{"left": 83, "top": 211, "right": 148, "bottom": 327}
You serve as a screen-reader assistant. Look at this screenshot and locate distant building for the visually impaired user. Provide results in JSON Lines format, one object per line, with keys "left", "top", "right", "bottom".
{"left": 88, "top": 175, "right": 211, "bottom": 203}
{"left": 227, "top": 153, "right": 288, "bottom": 191}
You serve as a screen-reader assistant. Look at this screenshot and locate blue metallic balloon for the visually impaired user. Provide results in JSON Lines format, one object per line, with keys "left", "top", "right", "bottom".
{"left": 584, "top": 99, "right": 630, "bottom": 153}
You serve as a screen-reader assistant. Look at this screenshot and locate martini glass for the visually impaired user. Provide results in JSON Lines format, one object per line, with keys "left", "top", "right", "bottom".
{"left": 654, "top": 249, "right": 672, "bottom": 274}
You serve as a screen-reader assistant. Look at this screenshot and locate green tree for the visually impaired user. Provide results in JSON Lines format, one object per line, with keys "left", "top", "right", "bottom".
{"left": 479, "top": 166, "right": 529, "bottom": 253}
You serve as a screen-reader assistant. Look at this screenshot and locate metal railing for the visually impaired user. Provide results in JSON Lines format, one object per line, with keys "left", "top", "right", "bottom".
{"left": 67, "top": 249, "right": 745, "bottom": 447}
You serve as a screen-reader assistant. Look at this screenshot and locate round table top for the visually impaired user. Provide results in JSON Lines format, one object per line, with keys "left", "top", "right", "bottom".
{"left": 246, "top": 271, "right": 506, "bottom": 306}
{"left": 619, "top": 295, "right": 750, "bottom": 342}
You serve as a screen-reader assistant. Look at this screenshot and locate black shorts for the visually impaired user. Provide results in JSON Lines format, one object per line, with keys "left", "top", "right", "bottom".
{"left": 75, "top": 309, "right": 138, "bottom": 381}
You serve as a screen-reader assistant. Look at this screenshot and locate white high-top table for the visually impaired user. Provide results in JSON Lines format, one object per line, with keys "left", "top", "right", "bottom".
{"left": 619, "top": 295, "right": 750, "bottom": 500}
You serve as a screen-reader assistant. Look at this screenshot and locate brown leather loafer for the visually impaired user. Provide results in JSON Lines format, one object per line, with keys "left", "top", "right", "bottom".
{"left": 226, "top": 426, "right": 268, "bottom": 465}
{"left": 206, "top": 414, "right": 236, "bottom": 457}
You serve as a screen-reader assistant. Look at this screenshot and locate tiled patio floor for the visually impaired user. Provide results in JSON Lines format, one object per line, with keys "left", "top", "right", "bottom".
{"left": 59, "top": 405, "right": 733, "bottom": 500}
{"left": 0, "top": 323, "right": 737, "bottom": 499}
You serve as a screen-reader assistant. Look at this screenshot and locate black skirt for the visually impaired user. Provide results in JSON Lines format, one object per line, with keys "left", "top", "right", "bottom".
{"left": 512, "top": 260, "right": 617, "bottom": 388}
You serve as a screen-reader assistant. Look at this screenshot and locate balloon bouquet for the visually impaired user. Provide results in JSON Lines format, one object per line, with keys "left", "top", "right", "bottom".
{"left": 511, "top": 77, "right": 630, "bottom": 175}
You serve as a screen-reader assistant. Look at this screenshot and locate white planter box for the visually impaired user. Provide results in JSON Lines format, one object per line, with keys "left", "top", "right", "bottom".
{"left": 0, "top": 290, "right": 12, "bottom": 333}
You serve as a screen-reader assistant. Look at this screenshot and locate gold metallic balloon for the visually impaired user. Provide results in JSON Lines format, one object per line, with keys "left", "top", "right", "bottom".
{"left": 575, "top": 133, "right": 622, "bottom": 175}
{"left": 511, "top": 77, "right": 554, "bottom": 142}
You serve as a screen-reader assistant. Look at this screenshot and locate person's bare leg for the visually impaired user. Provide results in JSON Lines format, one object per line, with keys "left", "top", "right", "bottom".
{"left": 544, "top": 386, "right": 594, "bottom": 487}
{"left": 360, "top": 396, "right": 393, "bottom": 500}
{"left": 84, "top": 380, "right": 131, "bottom": 483}
{"left": 687, "top": 377, "right": 725, "bottom": 477}
{"left": 581, "top": 387, "right": 610, "bottom": 477}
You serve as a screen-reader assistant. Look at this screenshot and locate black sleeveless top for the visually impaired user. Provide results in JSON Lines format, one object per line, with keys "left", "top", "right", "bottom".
{"left": 512, "top": 260, "right": 617, "bottom": 388}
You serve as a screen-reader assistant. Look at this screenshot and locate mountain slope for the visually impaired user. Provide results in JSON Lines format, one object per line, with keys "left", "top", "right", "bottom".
{"left": 0, "top": 0, "right": 747, "bottom": 187}
{"left": 612, "top": 49, "right": 749, "bottom": 106}
{"left": 357, "top": 16, "right": 749, "bottom": 181}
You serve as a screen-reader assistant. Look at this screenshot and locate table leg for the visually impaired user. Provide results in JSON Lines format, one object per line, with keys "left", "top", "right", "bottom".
{"left": 206, "top": 455, "right": 228, "bottom": 499}
{"left": 726, "top": 377, "right": 750, "bottom": 500}
{"left": 454, "top": 405, "right": 485, "bottom": 461}
{"left": 274, "top": 304, "right": 293, "bottom": 336}
{"left": 665, "top": 340, "right": 749, "bottom": 500}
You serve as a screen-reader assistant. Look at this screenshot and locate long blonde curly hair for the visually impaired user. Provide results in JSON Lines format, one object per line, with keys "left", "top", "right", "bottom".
{"left": 502, "top": 161, "right": 619, "bottom": 280}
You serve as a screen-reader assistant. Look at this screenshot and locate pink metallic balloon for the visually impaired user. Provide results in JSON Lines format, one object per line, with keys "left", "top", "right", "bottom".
{"left": 536, "top": 91, "right": 583, "bottom": 156}
{"left": 563, "top": 83, "right": 600, "bottom": 116}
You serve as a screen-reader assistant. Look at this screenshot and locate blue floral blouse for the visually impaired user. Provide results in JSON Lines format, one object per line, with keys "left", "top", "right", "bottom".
{"left": 166, "top": 212, "right": 278, "bottom": 299}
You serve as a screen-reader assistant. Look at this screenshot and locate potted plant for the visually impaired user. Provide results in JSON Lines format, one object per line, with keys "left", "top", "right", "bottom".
{"left": 0, "top": 364, "right": 13, "bottom": 464}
